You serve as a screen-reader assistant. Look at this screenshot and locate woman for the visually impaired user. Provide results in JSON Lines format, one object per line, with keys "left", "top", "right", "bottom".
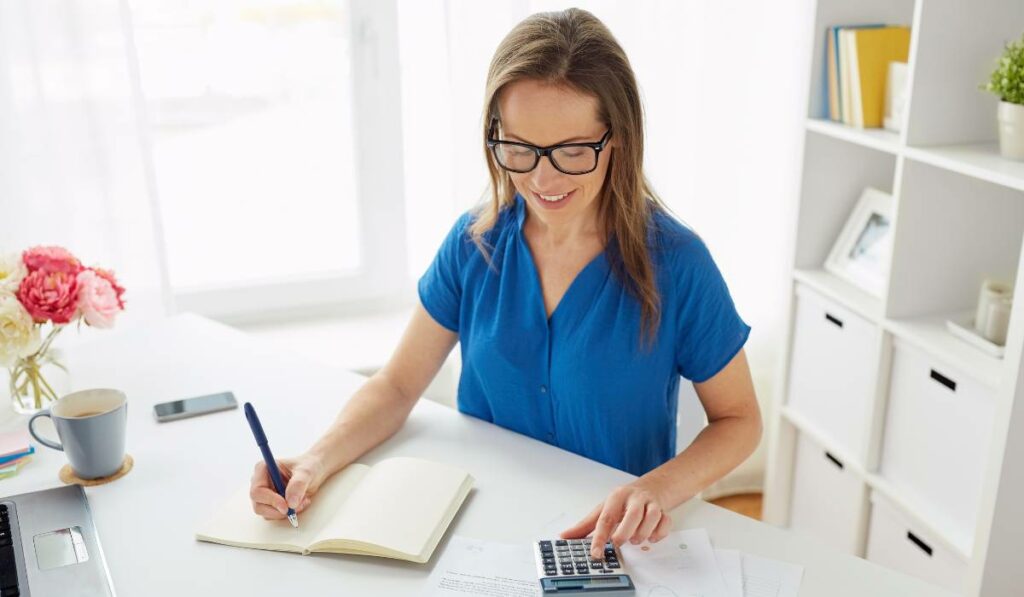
{"left": 250, "top": 7, "right": 761, "bottom": 561}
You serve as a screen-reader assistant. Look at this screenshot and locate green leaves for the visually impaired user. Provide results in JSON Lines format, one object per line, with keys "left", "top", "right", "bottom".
{"left": 987, "top": 33, "right": 1024, "bottom": 105}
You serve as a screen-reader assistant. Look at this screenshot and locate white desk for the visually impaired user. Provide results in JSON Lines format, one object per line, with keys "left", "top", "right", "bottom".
{"left": 0, "top": 314, "right": 952, "bottom": 596}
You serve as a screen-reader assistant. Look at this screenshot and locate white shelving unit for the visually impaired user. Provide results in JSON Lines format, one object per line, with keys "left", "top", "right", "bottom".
{"left": 763, "top": 1, "right": 1024, "bottom": 595}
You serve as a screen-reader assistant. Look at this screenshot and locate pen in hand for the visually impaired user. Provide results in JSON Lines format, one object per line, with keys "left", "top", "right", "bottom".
{"left": 244, "top": 402, "right": 299, "bottom": 528}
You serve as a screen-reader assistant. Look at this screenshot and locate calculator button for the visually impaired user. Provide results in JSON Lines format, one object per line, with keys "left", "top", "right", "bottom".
{"left": 555, "top": 540, "right": 568, "bottom": 546}
{"left": 543, "top": 557, "right": 555, "bottom": 565}
{"left": 539, "top": 541, "right": 552, "bottom": 548}
{"left": 590, "top": 561, "right": 603, "bottom": 569}
{"left": 608, "top": 562, "right": 621, "bottom": 569}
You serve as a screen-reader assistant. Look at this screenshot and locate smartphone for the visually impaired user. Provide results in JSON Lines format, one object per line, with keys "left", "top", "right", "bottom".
{"left": 153, "top": 391, "right": 238, "bottom": 422}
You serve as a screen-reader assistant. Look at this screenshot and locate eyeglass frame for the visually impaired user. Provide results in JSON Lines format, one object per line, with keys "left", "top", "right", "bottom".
{"left": 486, "top": 119, "right": 613, "bottom": 175}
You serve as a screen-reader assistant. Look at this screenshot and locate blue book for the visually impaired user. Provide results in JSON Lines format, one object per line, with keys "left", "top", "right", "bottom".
{"left": 828, "top": 24, "right": 885, "bottom": 121}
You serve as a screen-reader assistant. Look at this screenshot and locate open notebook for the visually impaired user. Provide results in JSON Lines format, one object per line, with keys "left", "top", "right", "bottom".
{"left": 195, "top": 456, "right": 473, "bottom": 564}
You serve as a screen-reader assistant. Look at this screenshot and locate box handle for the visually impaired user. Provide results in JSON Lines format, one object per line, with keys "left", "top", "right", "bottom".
{"left": 824, "top": 451, "right": 844, "bottom": 470}
{"left": 930, "top": 369, "right": 957, "bottom": 392}
{"left": 906, "top": 531, "right": 933, "bottom": 557}
{"left": 824, "top": 313, "right": 844, "bottom": 328}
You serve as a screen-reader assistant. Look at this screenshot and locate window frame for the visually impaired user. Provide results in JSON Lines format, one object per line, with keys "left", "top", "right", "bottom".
{"left": 167, "top": 0, "right": 410, "bottom": 324}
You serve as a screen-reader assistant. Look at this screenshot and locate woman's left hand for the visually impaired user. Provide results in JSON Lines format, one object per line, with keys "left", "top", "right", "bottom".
{"left": 560, "top": 482, "right": 673, "bottom": 559}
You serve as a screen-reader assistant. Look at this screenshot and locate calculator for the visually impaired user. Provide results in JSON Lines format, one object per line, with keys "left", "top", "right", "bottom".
{"left": 533, "top": 538, "right": 636, "bottom": 594}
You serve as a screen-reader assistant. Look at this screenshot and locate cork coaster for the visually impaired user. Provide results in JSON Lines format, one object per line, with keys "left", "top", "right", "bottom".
{"left": 59, "top": 454, "right": 134, "bottom": 486}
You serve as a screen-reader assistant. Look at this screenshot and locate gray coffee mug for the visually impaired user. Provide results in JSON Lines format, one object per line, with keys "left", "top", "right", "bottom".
{"left": 28, "top": 388, "right": 128, "bottom": 479}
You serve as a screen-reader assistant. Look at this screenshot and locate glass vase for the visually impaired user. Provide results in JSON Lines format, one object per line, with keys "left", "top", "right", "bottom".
{"left": 6, "top": 326, "right": 67, "bottom": 415}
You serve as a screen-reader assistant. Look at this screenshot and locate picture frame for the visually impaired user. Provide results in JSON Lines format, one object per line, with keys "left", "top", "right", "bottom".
{"left": 825, "top": 187, "right": 894, "bottom": 298}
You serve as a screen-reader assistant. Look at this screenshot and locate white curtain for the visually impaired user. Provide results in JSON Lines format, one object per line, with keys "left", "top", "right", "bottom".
{"left": 0, "top": 0, "right": 172, "bottom": 337}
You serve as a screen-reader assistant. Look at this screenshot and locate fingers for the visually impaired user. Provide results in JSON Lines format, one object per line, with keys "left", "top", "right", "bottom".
{"left": 250, "top": 460, "right": 293, "bottom": 516}
{"left": 253, "top": 503, "right": 285, "bottom": 520}
{"left": 590, "top": 489, "right": 629, "bottom": 559}
{"left": 250, "top": 485, "right": 289, "bottom": 516}
{"left": 649, "top": 512, "right": 673, "bottom": 542}
{"left": 611, "top": 498, "right": 646, "bottom": 546}
{"left": 631, "top": 503, "right": 662, "bottom": 544}
{"left": 285, "top": 469, "right": 311, "bottom": 510}
{"left": 560, "top": 503, "right": 602, "bottom": 540}
{"left": 253, "top": 497, "right": 311, "bottom": 520}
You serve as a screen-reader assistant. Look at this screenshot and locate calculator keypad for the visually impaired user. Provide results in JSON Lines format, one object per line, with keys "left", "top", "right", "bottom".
{"left": 534, "top": 539, "right": 623, "bottom": 577}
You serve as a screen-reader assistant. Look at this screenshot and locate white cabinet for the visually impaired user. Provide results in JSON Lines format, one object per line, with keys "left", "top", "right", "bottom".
{"left": 787, "top": 285, "right": 879, "bottom": 459}
{"left": 878, "top": 339, "right": 997, "bottom": 550}
{"left": 762, "top": 1, "right": 1024, "bottom": 593}
{"left": 789, "top": 433, "right": 864, "bottom": 554}
{"left": 866, "top": 492, "right": 967, "bottom": 594}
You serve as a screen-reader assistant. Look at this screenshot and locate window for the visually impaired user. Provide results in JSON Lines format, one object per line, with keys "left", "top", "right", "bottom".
{"left": 129, "top": 0, "right": 407, "bottom": 321}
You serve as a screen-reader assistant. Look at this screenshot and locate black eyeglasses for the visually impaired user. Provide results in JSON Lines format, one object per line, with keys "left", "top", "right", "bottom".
{"left": 486, "top": 121, "right": 612, "bottom": 175}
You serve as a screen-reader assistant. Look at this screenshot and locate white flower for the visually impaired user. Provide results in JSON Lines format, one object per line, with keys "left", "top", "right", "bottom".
{"left": 0, "top": 293, "right": 40, "bottom": 367}
{"left": 0, "top": 253, "right": 27, "bottom": 295}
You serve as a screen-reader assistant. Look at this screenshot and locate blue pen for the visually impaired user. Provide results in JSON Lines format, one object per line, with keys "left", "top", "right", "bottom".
{"left": 244, "top": 402, "right": 298, "bottom": 528}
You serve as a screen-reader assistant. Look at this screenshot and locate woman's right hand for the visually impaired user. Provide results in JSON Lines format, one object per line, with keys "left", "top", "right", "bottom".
{"left": 249, "top": 453, "right": 327, "bottom": 520}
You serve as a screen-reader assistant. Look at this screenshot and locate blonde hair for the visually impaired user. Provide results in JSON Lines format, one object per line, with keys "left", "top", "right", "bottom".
{"left": 472, "top": 7, "right": 668, "bottom": 345}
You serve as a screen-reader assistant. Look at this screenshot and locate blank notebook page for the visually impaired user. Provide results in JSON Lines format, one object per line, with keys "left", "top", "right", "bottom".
{"left": 314, "top": 457, "right": 470, "bottom": 557}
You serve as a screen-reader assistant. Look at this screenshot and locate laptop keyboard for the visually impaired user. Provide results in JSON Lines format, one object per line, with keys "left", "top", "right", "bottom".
{"left": 0, "top": 504, "right": 19, "bottom": 596}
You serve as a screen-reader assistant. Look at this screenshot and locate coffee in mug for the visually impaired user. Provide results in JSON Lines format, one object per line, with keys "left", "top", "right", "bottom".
{"left": 28, "top": 388, "right": 128, "bottom": 479}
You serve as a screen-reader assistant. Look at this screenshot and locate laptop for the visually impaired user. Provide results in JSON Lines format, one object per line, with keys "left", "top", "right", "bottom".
{"left": 0, "top": 485, "right": 115, "bottom": 596}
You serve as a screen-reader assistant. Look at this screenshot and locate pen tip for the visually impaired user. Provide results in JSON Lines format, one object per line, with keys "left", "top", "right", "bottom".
{"left": 288, "top": 513, "right": 299, "bottom": 528}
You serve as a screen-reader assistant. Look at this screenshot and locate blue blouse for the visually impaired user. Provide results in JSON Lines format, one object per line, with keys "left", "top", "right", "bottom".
{"left": 418, "top": 194, "right": 750, "bottom": 476}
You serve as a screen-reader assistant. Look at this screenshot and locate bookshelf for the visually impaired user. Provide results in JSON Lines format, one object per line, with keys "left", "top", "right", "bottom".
{"left": 762, "top": 0, "right": 1024, "bottom": 595}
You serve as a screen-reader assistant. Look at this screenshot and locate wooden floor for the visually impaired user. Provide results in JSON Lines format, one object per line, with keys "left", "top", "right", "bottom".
{"left": 709, "top": 492, "right": 763, "bottom": 521}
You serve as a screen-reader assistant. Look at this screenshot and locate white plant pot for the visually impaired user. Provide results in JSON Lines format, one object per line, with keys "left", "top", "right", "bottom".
{"left": 997, "top": 101, "right": 1024, "bottom": 160}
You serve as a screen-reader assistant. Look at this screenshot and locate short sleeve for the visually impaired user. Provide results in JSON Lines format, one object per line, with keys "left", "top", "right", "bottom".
{"left": 673, "top": 238, "right": 751, "bottom": 383}
{"left": 417, "top": 212, "right": 473, "bottom": 332}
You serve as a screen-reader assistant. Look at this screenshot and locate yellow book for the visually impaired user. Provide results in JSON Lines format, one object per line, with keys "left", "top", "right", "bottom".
{"left": 195, "top": 457, "right": 474, "bottom": 564}
{"left": 849, "top": 26, "right": 911, "bottom": 128}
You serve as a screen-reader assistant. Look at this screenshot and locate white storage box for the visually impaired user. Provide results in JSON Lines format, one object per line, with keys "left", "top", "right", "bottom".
{"left": 878, "top": 338, "right": 996, "bottom": 550}
{"left": 787, "top": 285, "right": 880, "bottom": 459}
{"left": 866, "top": 491, "right": 967, "bottom": 593}
{"left": 788, "top": 432, "right": 864, "bottom": 554}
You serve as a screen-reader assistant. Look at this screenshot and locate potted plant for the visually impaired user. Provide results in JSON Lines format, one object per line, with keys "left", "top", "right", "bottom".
{"left": 986, "top": 33, "right": 1024, "bottom": 160}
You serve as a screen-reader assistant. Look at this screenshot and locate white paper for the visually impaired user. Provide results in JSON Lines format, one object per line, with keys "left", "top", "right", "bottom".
{"left": 714, "top": 549, "right": 743, "bottom": 597}
{"left": 536, "top": 511, "right": 576, "bottom": 540}
{"left": 619, "top": 528, "right": 730, "bottom": 597}
{"left": 426, "top": 535, "right": 540, "bottom": 597}
{"left": 741, "top": 552, "right": 803, "bottom": 597}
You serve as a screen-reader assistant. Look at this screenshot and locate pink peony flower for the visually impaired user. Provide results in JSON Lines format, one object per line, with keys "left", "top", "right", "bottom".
{"left": 22, "top": 246, "right": 82, "bottom": 275}
{"left": 88, "top": 267, "right": 126, "bottom": 309}
{"left": 75, "top": 269, "right": 122, "bottom": 328}
{"left": 16, "top": 269, "right": 80, "bottom": 324}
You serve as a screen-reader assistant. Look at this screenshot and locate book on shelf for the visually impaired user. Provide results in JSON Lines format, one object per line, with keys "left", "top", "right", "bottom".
{"left": 827, "top": 24, "right": 910, "bottom": 128}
